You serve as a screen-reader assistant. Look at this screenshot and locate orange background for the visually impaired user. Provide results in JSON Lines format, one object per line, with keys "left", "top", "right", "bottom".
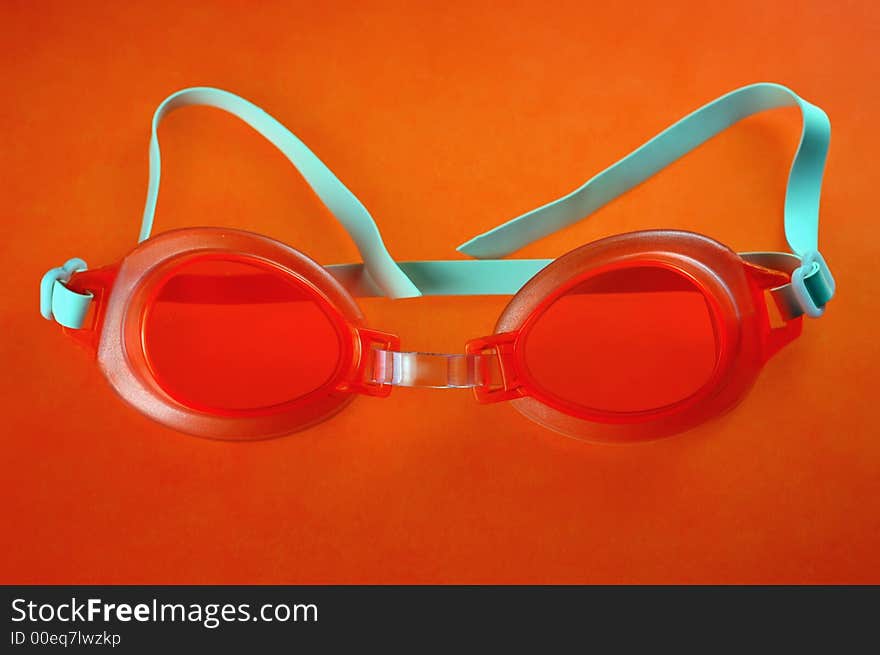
{"left": 2, "top": 0, "right": 878, "bottom": 583}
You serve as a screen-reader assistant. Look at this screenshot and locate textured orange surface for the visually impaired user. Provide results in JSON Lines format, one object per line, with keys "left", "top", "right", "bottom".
{"left": 2, "top": 1, "right": 878, "bottom": 583}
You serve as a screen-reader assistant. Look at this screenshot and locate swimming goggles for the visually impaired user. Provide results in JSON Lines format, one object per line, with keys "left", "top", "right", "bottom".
{"left": 40, "top": 83, "right": 834, "bottom": 443}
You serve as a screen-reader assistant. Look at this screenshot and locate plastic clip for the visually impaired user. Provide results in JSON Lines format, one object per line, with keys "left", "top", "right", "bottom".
{"left": 791, "top": 251, "right": 835, "bottom": 318}
{"left": 39, "top": 258, "right": 93, "bottom": 328}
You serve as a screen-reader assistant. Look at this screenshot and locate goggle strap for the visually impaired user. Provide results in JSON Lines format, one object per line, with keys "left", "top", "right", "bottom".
{"left": 456, "top": 83, "right": 833, "bottom": 315}
{"left": 41, "top": 84, "right": 834, "bottom": 327}
{"left": 139, "top": 87, "right": 421, "bottom": 299}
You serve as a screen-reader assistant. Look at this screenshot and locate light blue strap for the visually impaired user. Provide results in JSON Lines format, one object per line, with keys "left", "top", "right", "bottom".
{"left": 42, "top": 83, "right": 835, "bottom": 329}
{"left": 457, "top": 83, "right": 834, "bottom": 316}
{"left": 458, "top": 83, "right": 829, "bottom": 257}
{"left": 327, "top": 259, "right": 552, "bottom": 296}
{"left": 41, "top": 87, "right": 419, "bottom": 328}
{"left": 142, "top": 87, "right": 420, "bottom": 299}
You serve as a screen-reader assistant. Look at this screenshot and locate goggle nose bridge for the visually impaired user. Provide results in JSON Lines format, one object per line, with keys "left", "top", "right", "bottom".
{"left": 361, "top": 329, "right": 522, "bottom": 403}
{"left": 367, "top": 349, "right": 503, "bottom": 391}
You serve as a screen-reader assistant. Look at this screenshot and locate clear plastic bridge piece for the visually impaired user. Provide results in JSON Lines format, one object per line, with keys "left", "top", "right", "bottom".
{"left": 370, "top": 350, "right": 501, "bottom": 389}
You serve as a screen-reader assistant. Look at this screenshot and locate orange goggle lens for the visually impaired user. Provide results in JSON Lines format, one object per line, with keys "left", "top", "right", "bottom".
{"left": 142, "top": 256, "right": 348, "bottom": 414}
{"left": 519, "top": 265, "right": 719, "bottom": 414}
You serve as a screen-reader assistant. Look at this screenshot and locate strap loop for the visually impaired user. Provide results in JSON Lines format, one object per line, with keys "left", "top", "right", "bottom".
{"left": 791, "top": 251, "right": 835, "bottom": 318}
{"left": 40, "top": 258, "right": 92, "bottom": 328}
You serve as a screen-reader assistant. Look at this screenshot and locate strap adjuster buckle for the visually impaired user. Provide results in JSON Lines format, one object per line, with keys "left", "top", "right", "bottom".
{"left": 791, "top": 250, "right": 835, "bottom": 318}
{"left": 40, "top": 258, "right": 93, "bottom": 329}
